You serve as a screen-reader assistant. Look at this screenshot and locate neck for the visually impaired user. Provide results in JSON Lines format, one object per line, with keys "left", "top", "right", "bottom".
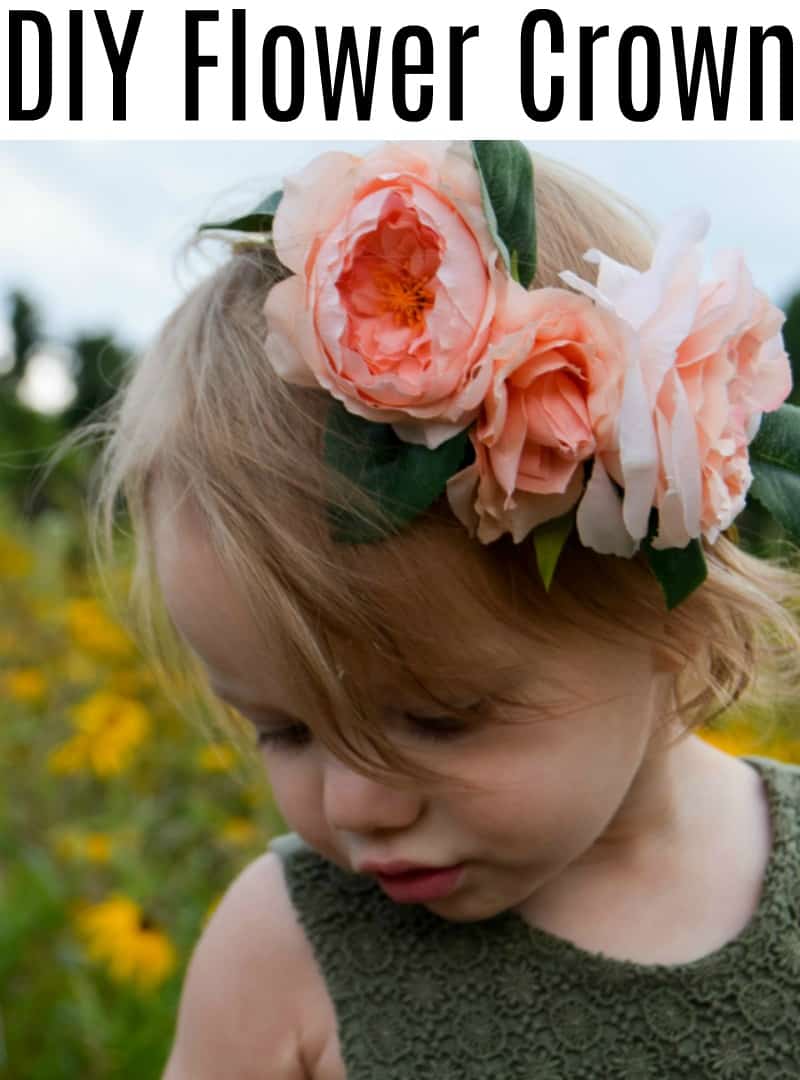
{"left": 586, "top": 732, "right": 723, "bottom": 864}
{"left": 513, "top": 733, "right": 770, "bottom": 964}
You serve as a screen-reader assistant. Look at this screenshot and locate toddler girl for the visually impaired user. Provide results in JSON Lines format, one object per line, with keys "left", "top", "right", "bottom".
{"left": 78, "top": 142, "right": 800, "bottom": 1077}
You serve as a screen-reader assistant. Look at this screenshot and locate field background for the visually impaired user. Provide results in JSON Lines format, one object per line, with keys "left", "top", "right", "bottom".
{"left": 0, "top": 283, "right": 293, "bottom": 1078}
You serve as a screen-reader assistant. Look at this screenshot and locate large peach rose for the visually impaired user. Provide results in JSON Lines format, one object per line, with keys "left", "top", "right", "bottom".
{"left": 446, "top": 282, "right": 628, "bottom": 543}
{"left": 263, "top": 141, "right": 502, "bottom": 450}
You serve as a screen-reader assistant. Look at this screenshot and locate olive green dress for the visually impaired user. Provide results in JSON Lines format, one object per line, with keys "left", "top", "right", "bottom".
{"left": 268, "top": 755, "right": 800, "bottom": 1078}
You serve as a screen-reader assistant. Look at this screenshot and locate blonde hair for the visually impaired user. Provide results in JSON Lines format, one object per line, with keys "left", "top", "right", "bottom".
{"left": 51, "top": 148, "right": 800, "bottom": 791}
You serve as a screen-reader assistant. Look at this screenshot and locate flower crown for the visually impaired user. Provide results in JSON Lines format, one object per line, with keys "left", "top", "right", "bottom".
{"left": 200, "top": 141, "right": 796, "bottom": 610}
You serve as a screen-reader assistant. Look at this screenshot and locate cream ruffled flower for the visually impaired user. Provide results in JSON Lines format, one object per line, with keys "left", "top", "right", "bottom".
{"left": 560, "top": 209, "right": 791, "bottom": 555}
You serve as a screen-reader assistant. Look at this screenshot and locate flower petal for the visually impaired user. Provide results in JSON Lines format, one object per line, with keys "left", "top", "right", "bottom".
{"left": 665, "top": 368, "right": 702, "bottom": 541}
{"left": 273, "top": 151, "right": 361, "bottom": 274}
{"left": 505, "top": 470, "right": 583, "bottom": 543}
{"left": 391, "top": 416, "right": 473, "bottom": 450}
{"left": 618, "top": 339, "right": 659, "bottom": 540}
{"left": 577, "top": 456, "right": 638, "bottom": 557}
{"left": 263, "top": 277, "right": 321, "bottom": 387}
{"left": 446, "top": 460, "right": 480, "bottom": 536}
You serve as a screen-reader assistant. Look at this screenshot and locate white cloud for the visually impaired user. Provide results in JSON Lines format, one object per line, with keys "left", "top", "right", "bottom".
{"left": 1, "top": 146, "right": 177, "bottom": 344}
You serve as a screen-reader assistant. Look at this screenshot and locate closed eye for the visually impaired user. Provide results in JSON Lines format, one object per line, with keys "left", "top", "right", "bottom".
{"left": 251, "top": 713, "right": 475, "bottom": 754}
{"left": 402, "top": 714, "right": 475, "bottom": 742}
{"left": 218, "top": 701, "right": 309, "bottom": 753}
{"left": 255, "top": 723, "right": 311, "bottom": 751}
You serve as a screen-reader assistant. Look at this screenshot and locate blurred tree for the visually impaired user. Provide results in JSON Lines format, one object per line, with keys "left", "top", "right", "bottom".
{"left": 7, "top": 290, "right": 43, "bottom": 380}
{"left": 783, "top": 289, "right": 800, "bottom": 406}
{"left": 0, "top": 289, "right": 131, "bottom": 528}
{"left": 62, "top": 332, "right": 128, "bottom": 430}
{"left": 0, "top": 291, "right": 55, "bottom": 515}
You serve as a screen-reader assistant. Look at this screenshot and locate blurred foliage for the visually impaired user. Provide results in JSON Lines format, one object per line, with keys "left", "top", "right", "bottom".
{"left": 0, "top": 488, "right": 285, "bottom": 1079}
{"left": 785, "top": 290, "right": 800, "bottom": 407}
{"left": 64, "top": 334, "right": 128, "bottom": 432}
{"left": 8, "top": 290, "right": 41, "bottom": 381}
{"left": 1, "top": 289, "right": 128, "bottom": 520}
{"left": 0, "top": 287, "right": 289, "bottom": 1077}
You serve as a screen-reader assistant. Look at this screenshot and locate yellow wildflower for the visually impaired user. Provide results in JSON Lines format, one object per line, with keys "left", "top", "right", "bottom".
{"left": 59, "top": 648, "right": 101, "bottom": 686}
{"left": 196, "top": 743, "right": 238, "bottom": 773}
{"left": 698, "top": 725, "right": 770, "bottom": 758}
{"left": 64, "top": 598, "right": 135, "bottom": 660}
{"left": 219, "top": 817, "right": 260, "bottom": 847}
{"left": 3, "top": 667, "right": 47, "bottom": 704}
{"left": 73, "top": 894, "right": 177, "bottom": 991}
{"left": 52, "top": 829, "right": 84, "bottom": 861}
{"left": 84, "top": 833, "right": 113, "bottom": 863}
{"left": 0, "top": 532, "right": 33, "bottom": 577}
{"left": 106, "top": 926, "right": 176, "bottom": 990}
{"left": 74, "top": 895, "right": 140, "bottom": 951}
{"left": 758, "top": 738, "right": 800, "bottom": 766}
{"left": 52, "top": 829, "right": 114, "bottom": 864}
{"left": 107, "top": 668, "right": 156, "bottom": 697}
{"left": 48, "top": 739, "right": 87, "bottom": 776}
{"left": 243, "top": 783, "right": 269, "bottom": 808}
{"left": 48, "top": 691, "right": 152, "bottom": 777}
{"left": 784, "top": 740, "right": 800, "bottom": 765}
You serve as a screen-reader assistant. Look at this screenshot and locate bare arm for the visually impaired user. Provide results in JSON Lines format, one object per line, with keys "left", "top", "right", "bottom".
{"left": 161, "top": 853, "right": 311, "bottom": 1079}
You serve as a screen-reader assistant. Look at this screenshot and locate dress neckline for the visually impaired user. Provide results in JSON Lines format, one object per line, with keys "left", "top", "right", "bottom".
{"left": 494, "top": 754, "right": 799, "bottom": 980}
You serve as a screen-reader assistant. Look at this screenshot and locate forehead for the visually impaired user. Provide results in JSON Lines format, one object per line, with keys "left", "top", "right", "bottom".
{"left": 148, "top": 473, "right": 649, "bottom": 717}
{"left": 150, "top": 476, "right": 281, "bottom": 697}
{"left": 149, "top": 474, "right": 407, "bottom": 712}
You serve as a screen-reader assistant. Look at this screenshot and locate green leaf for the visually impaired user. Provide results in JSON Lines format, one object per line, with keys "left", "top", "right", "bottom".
{"left": 533, "top": 511, "right": 574, "bottom": 591}
{"left": 197, "top": 189, "right": 283, "bottom": 235}
{"left": 324, "top": 402, "right": 472, "bottom": 543}
{"left": 471, "top": 141, "right": 537, "bottom": 288}
{"left": 748, "top": 404, "right": 800, "bottom": 544}
{"left": 642, "top": 518, "right": 708, "bottom": 610}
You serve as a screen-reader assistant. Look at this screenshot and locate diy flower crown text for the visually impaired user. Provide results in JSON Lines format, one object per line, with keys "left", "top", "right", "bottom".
{"left": 6, "top": 8, "right": 794, "bottom": 126}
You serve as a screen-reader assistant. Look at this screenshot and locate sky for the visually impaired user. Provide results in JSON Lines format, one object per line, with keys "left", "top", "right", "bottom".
{"left": 1, "top": 140, "right": 799, "bottom": 406}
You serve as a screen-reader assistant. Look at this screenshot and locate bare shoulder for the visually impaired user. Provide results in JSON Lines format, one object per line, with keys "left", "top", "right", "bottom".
{"left": 162, "top": 850, "right": 341, "bottom": 1079}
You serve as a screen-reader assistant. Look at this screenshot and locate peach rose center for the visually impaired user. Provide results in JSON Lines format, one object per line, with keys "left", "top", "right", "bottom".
{"left": 336, "top": 191, "right": 443, "bottom": 365}
{"left": 507, "top": 364, "right": 594, "bottom": 496}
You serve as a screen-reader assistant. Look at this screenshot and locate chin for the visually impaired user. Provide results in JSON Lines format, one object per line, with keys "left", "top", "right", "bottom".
{"left": 424, "top": 893, "right": 506, "bottom": 924}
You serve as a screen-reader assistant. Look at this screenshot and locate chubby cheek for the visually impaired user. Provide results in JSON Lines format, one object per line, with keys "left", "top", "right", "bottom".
{"left": 263, "top": 757, "right": 343, "bottom": 865}
{"left": 455, "top": 759, "right": 628, "bottom": 877}
{"left": 265, "top": 759, "right": 323, "bottom": 840}
{"left": 458, "top": 786, "right": 586, "bottom": 867}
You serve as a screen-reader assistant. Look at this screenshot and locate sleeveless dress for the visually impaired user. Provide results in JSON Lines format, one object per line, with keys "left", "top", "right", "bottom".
{"left": 268, "top": 755, "right": 800, "bottom": 1078}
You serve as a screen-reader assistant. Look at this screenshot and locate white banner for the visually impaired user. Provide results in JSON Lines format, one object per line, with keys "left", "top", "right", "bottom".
{"left": 1, "top": 0, "right": 797, "bottom": 139}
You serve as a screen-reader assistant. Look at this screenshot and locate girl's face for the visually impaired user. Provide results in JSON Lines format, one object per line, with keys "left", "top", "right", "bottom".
{"left": 154, "top": 483, "right": 684, "bottom": 923}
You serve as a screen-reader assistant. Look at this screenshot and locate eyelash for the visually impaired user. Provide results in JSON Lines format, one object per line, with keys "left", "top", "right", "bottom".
{"left": 255, "top": 725, "right": 311, "bottom": 751}
{"left": 255, "top": 715, "right": 471, "bottom": 753}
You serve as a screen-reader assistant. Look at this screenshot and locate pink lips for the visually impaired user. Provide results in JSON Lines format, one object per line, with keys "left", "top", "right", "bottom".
{"left": 373, "top": 864, "right": 466, "bottom": 903}
{"left": 360, "top": 859, "right": 439, "bottom": 876}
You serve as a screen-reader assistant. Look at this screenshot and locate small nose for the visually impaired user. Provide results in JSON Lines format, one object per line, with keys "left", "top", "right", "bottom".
{"left": 322, "top": 753, "right": 422, "bottom": 835}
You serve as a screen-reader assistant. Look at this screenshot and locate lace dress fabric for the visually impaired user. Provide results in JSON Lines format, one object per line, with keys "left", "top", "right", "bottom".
{"left": 268, "top": 755, "right": 800, "bottom": 1078}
